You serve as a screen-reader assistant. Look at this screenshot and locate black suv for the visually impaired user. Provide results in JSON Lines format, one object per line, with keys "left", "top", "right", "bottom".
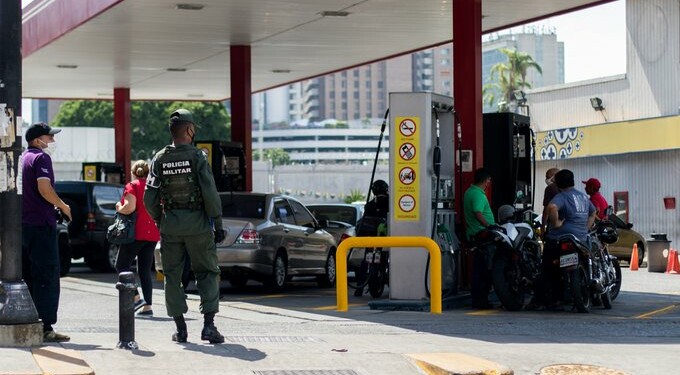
{"left": 55, "top": 181, "right": 124, "bottom": 272}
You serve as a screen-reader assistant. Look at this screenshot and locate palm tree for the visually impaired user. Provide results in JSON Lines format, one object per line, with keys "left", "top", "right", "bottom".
{"left": 483, "top": 48, "right": 542, "bottom": 111}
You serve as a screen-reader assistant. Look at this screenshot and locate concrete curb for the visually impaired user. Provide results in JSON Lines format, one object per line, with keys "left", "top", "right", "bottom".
{"left": 31, "top": 347, "right": 94, "bottom": 375}
{"left": 405, "top": 352, "right": 513, "bottom": 375}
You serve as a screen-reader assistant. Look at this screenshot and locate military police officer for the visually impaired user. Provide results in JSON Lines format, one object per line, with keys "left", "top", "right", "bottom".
{"left": 144, "top": 108, "right": 226, "bottom": 344}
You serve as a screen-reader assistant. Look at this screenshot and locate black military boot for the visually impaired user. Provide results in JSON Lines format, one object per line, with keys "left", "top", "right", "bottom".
{"left": 201, "top": 312, "right": 224, "bottom": 344}
{"left": 172, "top": 315, "right": 188, "bottom": 343}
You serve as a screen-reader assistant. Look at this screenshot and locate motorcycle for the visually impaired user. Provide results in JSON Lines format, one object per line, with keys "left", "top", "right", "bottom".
{"left": 475, "top": 206, "right": 542, "bottom": 311}
{"left": 556, "top": 219, "right": 622, "bottom": 312}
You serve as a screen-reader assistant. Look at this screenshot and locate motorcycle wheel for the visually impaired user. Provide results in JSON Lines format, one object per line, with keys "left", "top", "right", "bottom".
{"left": 571, "top": 263, "right": 592, "bottom": 313}
{"left": 491, "top": 255, "right": 524, "bottom": 311}
{"left": 368, "top": 261, "right": 386, "bottom": 298}
{"left": 610, "top": 258, "right": 622, "bottom": 301}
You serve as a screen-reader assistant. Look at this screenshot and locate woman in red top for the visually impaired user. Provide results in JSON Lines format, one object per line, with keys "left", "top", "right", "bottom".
{"left": 115, "top": 160, "right": 161, "bottom": 316}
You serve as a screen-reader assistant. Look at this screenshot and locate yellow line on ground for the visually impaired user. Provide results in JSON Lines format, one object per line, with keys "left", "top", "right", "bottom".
{"left": 466, "top": 309, "right": 499, "bottom": 316}
{"left": 234, "top": 294, "right": 318, "bottom": 301}
{"left": 311, "top": 303, "right": 366, "bottom": 311}
{"left": 634, "top": 304, "right": 680, "bottom": 319}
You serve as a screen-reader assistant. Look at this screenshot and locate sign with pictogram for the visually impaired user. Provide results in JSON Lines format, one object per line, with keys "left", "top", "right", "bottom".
{"left": 398, "top": 167, "right": 415, "bottom": 185}
{"left": 398, "top": 143, "right": 416, "bottom": 161}
{"left": 393, "top": 116, "right": 420, "bottom": 221}
{"left": 399, "top": 119, "right": 416, "bottom": 137}
{"left": 398, "top": 194, "right": 416, "bottom": 213}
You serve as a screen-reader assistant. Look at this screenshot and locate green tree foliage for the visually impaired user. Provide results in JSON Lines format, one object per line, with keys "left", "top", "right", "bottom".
{"left": 51, "top": 100, "right": 230, "bottom": 160}
{"left": 254, "top": 148, "right": 291, "bottom": 167}
{"left": 483, "top": 48, "right": 542, "bottom": 111}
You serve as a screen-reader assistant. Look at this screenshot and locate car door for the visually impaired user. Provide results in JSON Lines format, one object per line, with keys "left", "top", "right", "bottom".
{"left": 272, "top": 198, "right": 306, "bottom": 270}
{"left": 289, "top": 199, "right": 328, "bottom": 271}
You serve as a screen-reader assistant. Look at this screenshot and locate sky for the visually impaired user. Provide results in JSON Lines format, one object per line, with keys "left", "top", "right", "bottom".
{"left": 515, "top": 0, "right": 627, "bottom": 83}
{"left": 20, "top": 0, "right": 627, "bottom": 122}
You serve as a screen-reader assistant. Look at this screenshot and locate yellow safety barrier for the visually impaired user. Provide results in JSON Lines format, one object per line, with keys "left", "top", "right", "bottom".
{"left": 336, "top": 236, "right": 442, "bottom": 314}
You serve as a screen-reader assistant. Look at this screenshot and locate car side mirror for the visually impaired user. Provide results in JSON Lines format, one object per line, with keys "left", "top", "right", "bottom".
{"left": 626, "top": 223, "right": 633, "bottom": 229}
{"left": 305, "top": 227, "right": 316, "bottom": 234}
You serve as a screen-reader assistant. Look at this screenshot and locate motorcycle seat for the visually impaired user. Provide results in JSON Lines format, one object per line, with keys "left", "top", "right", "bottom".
{"left": 512, "top": 226, "right": 532, "bottom": 248}
{"left": 558, "top": 234, "right": 590, "bottom": 251}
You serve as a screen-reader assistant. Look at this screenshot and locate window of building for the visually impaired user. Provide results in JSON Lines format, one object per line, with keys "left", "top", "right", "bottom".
{"left": 353, "top": 92, "right": 359, "bottom": 99}
{"left": 354, "top": 80, "right": 359, "bottom": 89}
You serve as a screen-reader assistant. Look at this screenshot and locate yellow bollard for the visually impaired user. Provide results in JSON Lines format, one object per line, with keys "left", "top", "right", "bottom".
{"left": 336, "top": 236, "right": 441, "bottom": 314}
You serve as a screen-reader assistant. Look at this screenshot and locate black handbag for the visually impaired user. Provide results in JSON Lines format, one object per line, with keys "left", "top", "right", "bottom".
{"left": 107, "top": 212, "right": 136, "bottom": 245}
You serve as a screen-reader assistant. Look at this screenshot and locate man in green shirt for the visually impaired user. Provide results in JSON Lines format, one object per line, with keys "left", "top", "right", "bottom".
{"left": 463, "top": 168, "right": 495, "bottom": 309}
{"left": 145, "top": 108, "right": 226, "bottom": 344}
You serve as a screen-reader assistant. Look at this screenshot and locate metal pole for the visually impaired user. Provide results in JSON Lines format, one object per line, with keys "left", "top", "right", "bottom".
{"left": 0, "top": 0, "right": 42, "bottom": 341}
{"left": 115, "top": 271, "right": 138, "bottom": 350}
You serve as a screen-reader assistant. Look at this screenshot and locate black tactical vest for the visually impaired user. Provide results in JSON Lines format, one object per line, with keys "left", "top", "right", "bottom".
{"left": 157, "top": 147, "right": 203, "bottom": 210}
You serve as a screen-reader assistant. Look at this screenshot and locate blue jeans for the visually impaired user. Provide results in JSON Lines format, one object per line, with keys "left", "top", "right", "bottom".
{"left": 22, "top": 224, "right": 60, "bottom": 331}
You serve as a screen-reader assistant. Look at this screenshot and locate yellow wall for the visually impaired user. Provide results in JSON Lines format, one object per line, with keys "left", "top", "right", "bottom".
{"left": 536, "top": 115, "right": 680, "bottom": 160}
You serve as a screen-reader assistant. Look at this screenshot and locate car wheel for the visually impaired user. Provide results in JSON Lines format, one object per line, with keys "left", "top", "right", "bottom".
{"left": 266, "top": 251, "right": 287, "bottom": 292}
{"left": 317, "top": 250, "right": 336, "bottom": 288}
{"left": 58, "top": 234, "right": 71, "bottom": 277}
{"left": 636, "top": 242, "right": 645, "bottom": 268}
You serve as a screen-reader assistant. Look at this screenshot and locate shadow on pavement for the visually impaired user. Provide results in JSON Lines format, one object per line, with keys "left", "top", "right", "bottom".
{"left": 178, "top": 342, "right": 267, "bottom": 361}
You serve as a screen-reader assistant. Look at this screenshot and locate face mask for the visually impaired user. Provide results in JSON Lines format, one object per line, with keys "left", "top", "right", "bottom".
{"left": 39, "top": 139, "right": 57, "bottom": 155}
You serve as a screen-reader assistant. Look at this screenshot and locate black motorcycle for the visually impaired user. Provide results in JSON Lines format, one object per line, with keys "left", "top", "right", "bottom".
{"left": 476, "top": 207, "right": 542, "bottom": 311}
{"left": 557, "top": 219, "right": 622, "bottom": 312}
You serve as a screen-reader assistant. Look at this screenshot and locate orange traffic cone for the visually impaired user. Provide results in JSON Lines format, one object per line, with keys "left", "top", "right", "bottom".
{"left": 630, "top": 243, "right": 639, "bottom": 271}
{"left": 665, "top": 248, "right": 680, "bottom": 274}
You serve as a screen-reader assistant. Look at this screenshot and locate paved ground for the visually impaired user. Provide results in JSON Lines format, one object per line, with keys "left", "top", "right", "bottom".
{"left": 1, "top": 266, "right": 679, "bottom": 375}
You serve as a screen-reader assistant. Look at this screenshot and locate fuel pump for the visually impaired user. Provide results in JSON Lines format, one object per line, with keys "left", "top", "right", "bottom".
{"left": 387, "top": 92, "right": 459, "bottom": 301}
{"left": 482, "top": 113, "right": 534, "bottom": 214}
{"left": 195, "top": 141, "right": 246, "bottom": 192}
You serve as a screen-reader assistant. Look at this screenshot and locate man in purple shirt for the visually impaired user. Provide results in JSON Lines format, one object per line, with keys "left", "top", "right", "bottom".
{"left": 22, "top": 122, "right": 72, "bottom": 342}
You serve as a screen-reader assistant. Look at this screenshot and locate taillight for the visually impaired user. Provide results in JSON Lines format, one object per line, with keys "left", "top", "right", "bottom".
{"left": 87, "top": 212, "right": 96, "bottom": 230}
{"left": 236, "top": 228, "right": 260, "bottom": 244}
{"left": 339, "top": 233, "right": 352, "bottom": 244}
{"left": 560, "top": 242, "right": 575, "bottom": 252}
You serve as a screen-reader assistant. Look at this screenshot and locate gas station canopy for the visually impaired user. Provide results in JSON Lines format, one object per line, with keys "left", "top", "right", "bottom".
{"left": 22, "top": 0, "right": 612, "bottom": 101}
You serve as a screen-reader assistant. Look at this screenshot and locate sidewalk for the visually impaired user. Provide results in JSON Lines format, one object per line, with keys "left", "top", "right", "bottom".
{"left": 1, "top": 268, "right": 678, "bottom": 375}
{"left": 0, "top": 276, "right": 509, "bottom": 375}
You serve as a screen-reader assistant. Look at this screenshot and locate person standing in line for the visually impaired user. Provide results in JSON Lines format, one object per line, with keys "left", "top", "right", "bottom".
{"left": 463, "top": 168, "right": 496, "bottom": 309}
{"left": 115, "top": 160, "right": 160, "bottom": 316}
{"left": 144, "top": 109, "right": 226, "bottom": 344}
{"left": 583, "top": 178, "right": 609, "bottom": 220}
{"left": 21, "top": 122, "right": 72, "bottom": 342}
{"left": 541, "top": 168, "right": 560, "bottom": 235}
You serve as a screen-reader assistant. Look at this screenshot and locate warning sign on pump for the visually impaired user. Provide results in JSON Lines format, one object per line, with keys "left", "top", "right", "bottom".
{"left": 399, "top": 119, "right": 416, "bottom": 137}
{"left": 398, "top": 167, "right": 415, "bottom": 185}
{"left": 399, "top": 143, "right": 416, "bottom": 161}
{"left": 398, "top": 194, "right": 416, "bottom": 213}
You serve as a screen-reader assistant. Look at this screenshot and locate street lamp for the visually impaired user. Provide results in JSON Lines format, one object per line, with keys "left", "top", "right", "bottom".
{"left": 590, "top": 97, "right": 608, "bottom": 122}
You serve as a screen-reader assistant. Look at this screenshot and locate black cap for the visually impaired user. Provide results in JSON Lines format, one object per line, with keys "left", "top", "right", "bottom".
{"left": 25, "top": 122, "right": 61, "bottom": 143}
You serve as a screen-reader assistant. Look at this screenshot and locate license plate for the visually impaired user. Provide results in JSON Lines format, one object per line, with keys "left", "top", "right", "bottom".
{"left": 560, "top": 253, "right": 578, "bottom": 268}
{"left": 365, "top": 251, "right": 380, "bottom": 264}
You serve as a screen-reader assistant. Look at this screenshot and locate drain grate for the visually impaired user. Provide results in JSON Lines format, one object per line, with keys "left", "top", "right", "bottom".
{"left": 226, "top": 336, "right": 324, "bottom": 343}
{"left": 253, "top": 371, "right": 359, "bottom": 375}
{"left": 540, "top": 364, "right": 628, "bottom": 375}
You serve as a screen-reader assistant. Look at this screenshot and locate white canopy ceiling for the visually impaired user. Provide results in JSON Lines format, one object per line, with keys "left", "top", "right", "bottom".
{"left": 22, "top": 0, "right": 613, "bottom": 100}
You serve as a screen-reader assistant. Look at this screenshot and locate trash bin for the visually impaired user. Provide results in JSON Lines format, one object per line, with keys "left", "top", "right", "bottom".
{"left": 647, "top": 233, "right": 671, "bottom": 272}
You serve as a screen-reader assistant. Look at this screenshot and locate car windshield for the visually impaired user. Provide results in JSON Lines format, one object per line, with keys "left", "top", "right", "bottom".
{"left": 221, "top": 195, "right": 266, "bottom": 219}
{"left": 309, "top": 206, "right": 358, "bottom": 225}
